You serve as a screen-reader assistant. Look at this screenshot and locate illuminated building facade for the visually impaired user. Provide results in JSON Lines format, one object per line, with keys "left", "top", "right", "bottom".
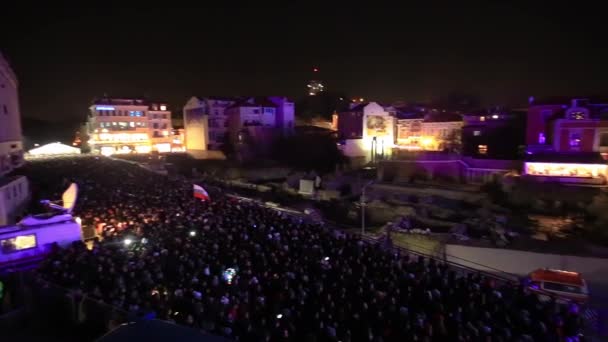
{"left": 337, "top": 102, "right": 397, "bottom": 162}
{"left": 87, "top": 97, "right": 177, "bottom": 156}
{"left": 0, "top": 51, "right": 28, "bottom": 226}
{"left": 524, "top": 97, "right": 608, "bottom": 183}
{"left": 396, "top": 112, "right": 462, "bottom": 151}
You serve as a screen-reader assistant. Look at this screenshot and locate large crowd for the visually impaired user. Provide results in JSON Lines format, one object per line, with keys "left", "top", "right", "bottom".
{"left": 26, "top": 157, "right": 584, "bottom": 341}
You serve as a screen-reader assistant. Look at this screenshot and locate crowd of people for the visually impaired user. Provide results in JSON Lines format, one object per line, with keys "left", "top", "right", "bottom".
{"left": 25, "top": 157, "right": 584, "bottom": 341}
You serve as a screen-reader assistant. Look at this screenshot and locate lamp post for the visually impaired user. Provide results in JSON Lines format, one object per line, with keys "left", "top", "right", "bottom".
{"left": 360, "top": 180, "right": 374, "bottom": 236}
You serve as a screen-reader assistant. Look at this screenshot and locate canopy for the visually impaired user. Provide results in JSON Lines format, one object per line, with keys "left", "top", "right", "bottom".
{"left": 28, "top": 142, "right": 81, "bottom": 156}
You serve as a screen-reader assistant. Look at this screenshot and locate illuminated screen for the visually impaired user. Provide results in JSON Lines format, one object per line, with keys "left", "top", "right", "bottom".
{"left": 1, "top": 235, "right": 37, "bottom": 253}
{"left": 525, "top": 162, "right": 607, "bottom": 178}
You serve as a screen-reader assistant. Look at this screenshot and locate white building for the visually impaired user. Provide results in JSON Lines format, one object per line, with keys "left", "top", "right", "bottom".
{"left": 86, "top": 98, "right": 178, "bottom": 155}
{"left": 0, "top": 51, "right": 28, "bottom": 226}
{"left": 226, "top": 97, "right": 295, "bottom": 144}
{"left": 362, "top": 102, "right": 396, "bottom": 157}
{"left": 183, "top": 96, "right": 294, "bottom": 153}
{"left": 183, "top": 97, "right": 237, "bottom": 151}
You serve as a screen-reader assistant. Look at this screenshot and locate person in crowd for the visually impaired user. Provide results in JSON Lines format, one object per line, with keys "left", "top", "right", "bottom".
{"left": 24, "top": 157, "right": 583, "bottom": 341}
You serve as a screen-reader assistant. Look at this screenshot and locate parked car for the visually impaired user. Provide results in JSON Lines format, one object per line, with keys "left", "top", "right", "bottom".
{"left": 524, "top": 268, "right": 589, "bottom": 304}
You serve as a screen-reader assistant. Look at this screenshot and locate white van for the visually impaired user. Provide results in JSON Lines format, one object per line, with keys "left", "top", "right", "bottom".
{"left": 0, "top": 218, "right": 82, "bottom": 270}
{"left": 0, "top": 183, "right": 83, "bottom": 271}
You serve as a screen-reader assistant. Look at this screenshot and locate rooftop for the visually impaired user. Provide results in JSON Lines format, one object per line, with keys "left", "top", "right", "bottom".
{"left": 530, "top": 269, "right": 584, "bottom": 286}
{"left": 228, "top": 97, "right": 278, "bottom": 109}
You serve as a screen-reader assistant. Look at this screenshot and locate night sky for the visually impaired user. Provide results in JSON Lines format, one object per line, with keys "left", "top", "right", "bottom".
{"left": 2, "top": 4, "right": 608, "bottom": 122}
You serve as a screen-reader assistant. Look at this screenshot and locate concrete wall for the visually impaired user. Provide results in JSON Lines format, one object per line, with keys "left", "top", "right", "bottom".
{"left": 445, "top": 244, "right": 608, "bottom": 290}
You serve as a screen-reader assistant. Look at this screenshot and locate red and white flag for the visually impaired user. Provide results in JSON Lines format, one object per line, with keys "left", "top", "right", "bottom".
{"left": 193, "top": 184, "right": 210, "bottom": 201}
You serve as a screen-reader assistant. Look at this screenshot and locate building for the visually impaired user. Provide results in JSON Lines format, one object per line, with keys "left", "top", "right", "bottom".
{"left": 221, "top": 97, "right": 294, "bottom": 159}
{"left": 395, "top": 111, "right": 462, "bottom": 151}
{"left": 183, "top": 97, "right": 238, "bottom": 151}
{"left": 0, "top": 51, "right": 28, "bottom": 226}
{"left": 524, "top": 97, "right": 608, "bottom": 183}
{"left": 337, "top": 103, "right": 366, "bottom": 140}
{"left": 183, "top": 96, "right": 294, "bottom": 155}
{"left": 86, "top": 97, "right": 177, "bottom": 155}
{"left": 148, "top": 102, "right": 173, "bottom": 153}
{"left": 462, "top": 108, "right": 526, "bottom": 159}
{"left": 336, "top": 102, "right": 397, "bottom": 163}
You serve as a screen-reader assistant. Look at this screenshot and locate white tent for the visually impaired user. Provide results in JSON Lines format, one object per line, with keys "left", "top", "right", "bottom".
{"left": 28, "top": 142, "right": 81, "bottom": 156}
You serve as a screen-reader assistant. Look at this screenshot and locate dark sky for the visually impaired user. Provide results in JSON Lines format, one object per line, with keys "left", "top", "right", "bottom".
{"left": 2, "top": 4, "right": 608, "bottom": 122}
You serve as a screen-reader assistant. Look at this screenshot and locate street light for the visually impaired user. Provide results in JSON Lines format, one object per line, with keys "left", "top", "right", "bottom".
{"left": 360, "top": 180, "right": 375, "bottom": 235}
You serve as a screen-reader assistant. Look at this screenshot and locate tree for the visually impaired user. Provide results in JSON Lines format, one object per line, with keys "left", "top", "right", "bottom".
{"left": 271, "top": 133, "right": 345, "bottom": 174}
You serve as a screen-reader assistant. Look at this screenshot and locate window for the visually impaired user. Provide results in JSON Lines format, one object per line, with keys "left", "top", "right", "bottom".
{"left": 1, "top": 235, "right": 37, "bottom": 253}
{"left": 153, "top": 123, "right": 159, "bottom": 129}
{"left": 478, "top": 144, "right": 488, "bottom": 155}
{"left": 265, "top": 108, "right": 274, "bottom": 113}
{"left": 543, "top": 282, "right": 583, "bottom": 294}
{"left": 154, "top": 131, "right": 161, "bottom": 137}
{"left": 152, "top": 114, "right": 158, "bottom": 119}
{"left": 569, "top": 132, "right": 581, "bottom": 147}
{"left": 3, "top": 104, "right": 8, "bottom": 114}
{"left": 161, "top": 123, "right": 167, "bottom": 129}
{"left": 479, "top": 116, "right": 485, "bottom": 122}
{"left": 129, "top": 122, "right": 135, "bottom": 127}
{"left": 538, "top": 132, "right": 546, "bottom": 144}
{"left": 600, "top": 133, "right": 608, "bottom": 147}
{"left": 214, "top": 110, "right": 219, "bottom": 116}
{"left": 160, "top": 105, "right": 167, "bottom": 111}
{"left": 569, "top": 111, "right": 586, "bottom": 120}
{"left": 162, "top": 114, "right": 167, "bottom": 119}
{"left": 473, "top": 130, "right": 481, "bottom": 136}
{"left": 253, "top": 109, "right": 260, "bottom": 114}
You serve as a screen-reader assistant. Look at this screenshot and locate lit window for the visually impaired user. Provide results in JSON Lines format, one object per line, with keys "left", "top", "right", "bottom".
{"left": 478, "top": 144, "right": 488, "bottom": 155}
{"left": 473, "top": 130, "right": 481, "bottom": 136}
{"left": 492, "top": 114, "right": 499, "bottom": 119}
{"left": 569, "top": 111, "right": 586, "bottom": 120}
{"left": 538, "top": 133, "right": 546, "bottom": 144}
{"left": 1, "top": 235, "right": 37, "bottom": 253}
{"left": 569, "top": 132, "right": 581, "bottom": 148}
{"left": 129, "top": 122, "right": 135, "bottom": 127}
{"left": 160, "top": 105, "right": 167, "bottom": 111}
{"left": 480, "top": 116, "right": 485, "bottom": 122}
